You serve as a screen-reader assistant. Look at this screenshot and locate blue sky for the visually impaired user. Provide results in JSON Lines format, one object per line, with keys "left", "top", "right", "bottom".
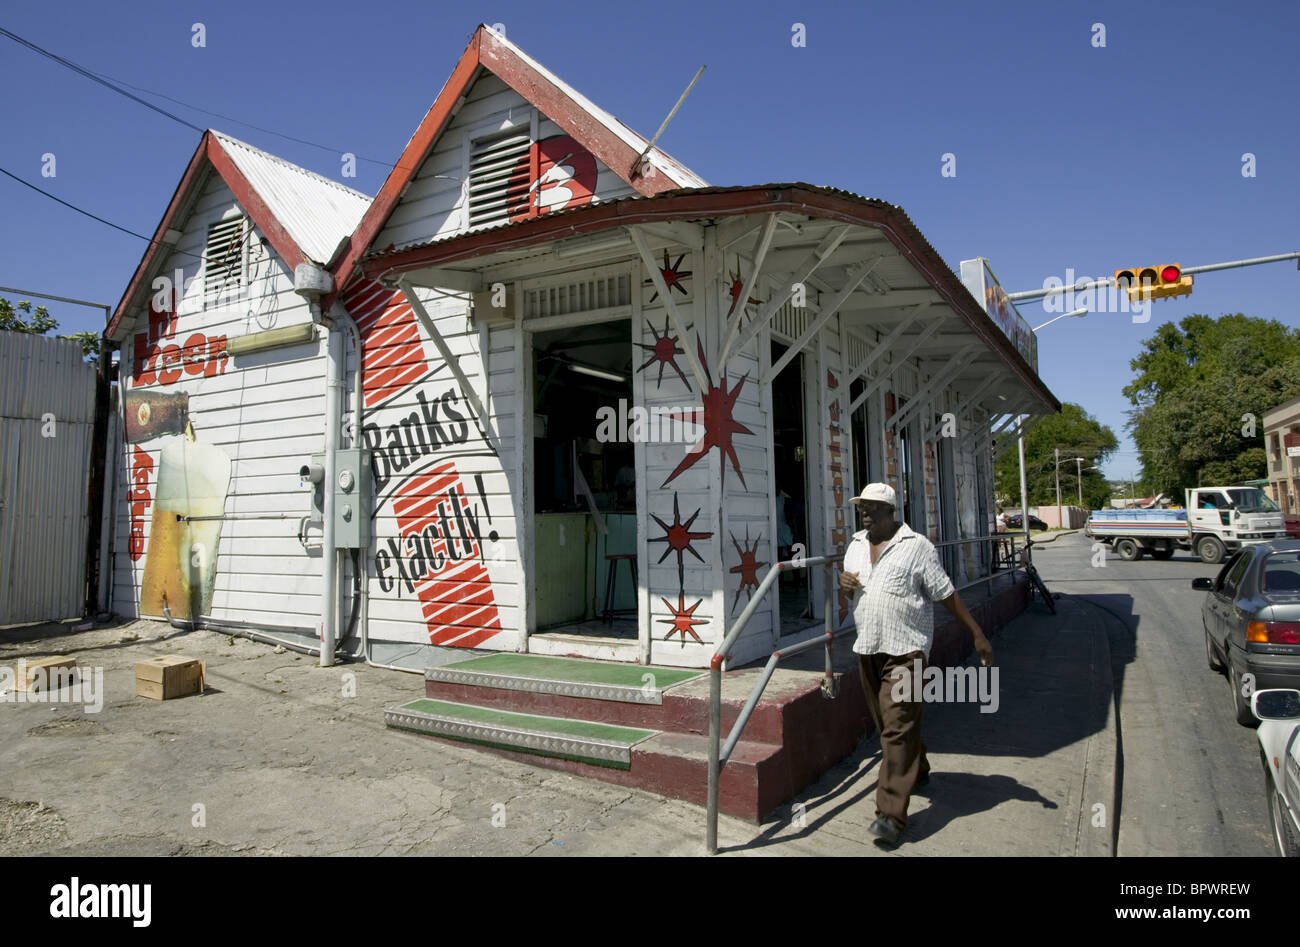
{"left": 2, "top": 0, "right": 1297, "bottom": 485}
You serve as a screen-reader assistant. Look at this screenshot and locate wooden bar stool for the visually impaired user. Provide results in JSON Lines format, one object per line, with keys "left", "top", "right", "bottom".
{"left": 603, "top": 554, "right": 638, "bottom": 625}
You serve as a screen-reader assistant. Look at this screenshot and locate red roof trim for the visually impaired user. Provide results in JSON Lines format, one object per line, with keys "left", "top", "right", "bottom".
{"left": 205, "top": 135, "right": 306, "bottom": 278}
{"left": 106, "top": 133, "right": 311, "bottom": 343}
{"left": 359, "top": 184, "right": 1059, "bottom": 412}
{"left": 478, "top": 30, "right": 681, "bottom": 200}
{"left": 327, "top": 24, "right": 693, "bottom": 303}
{"left": 106, "top": 132, "right": 211, "bottom": 341}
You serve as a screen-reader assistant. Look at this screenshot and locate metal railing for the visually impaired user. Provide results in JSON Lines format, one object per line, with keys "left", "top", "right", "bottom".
{"left": 704, "top": 531, "right": 1024, "bottom": 853}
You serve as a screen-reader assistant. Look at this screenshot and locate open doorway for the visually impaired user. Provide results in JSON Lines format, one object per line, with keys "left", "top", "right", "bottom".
{"left": 771, "top": 339, "right": 811, "bottom": 625}
{"left": 529, "top": 319, "right": 638, "bottom": 641}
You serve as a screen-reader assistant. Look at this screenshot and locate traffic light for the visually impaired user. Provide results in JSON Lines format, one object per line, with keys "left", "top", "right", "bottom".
{"left": 1114, "top": 263, "right": 1193, "bottom": 302}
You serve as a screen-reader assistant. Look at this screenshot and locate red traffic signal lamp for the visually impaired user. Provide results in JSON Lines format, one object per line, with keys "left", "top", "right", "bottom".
{"left": 1114, "top": 263, "right": 1194, "bottom": 302}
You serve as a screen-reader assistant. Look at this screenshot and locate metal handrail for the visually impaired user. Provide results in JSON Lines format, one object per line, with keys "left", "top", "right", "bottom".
{"left": 704, "top": 530, "right": 1025, "bottom": 853}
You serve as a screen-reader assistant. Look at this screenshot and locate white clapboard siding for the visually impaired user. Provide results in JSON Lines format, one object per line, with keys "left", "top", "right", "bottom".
{"left": 374, "top": 73, "right": 640, "bottom": 252}
{"left": 110, "top": 175, "right": 330, "bottom": 625}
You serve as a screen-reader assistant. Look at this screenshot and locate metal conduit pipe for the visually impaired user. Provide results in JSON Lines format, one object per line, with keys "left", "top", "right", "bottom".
{"left": 162, "top": 601, "right": 329, "bottom": 658}
{"left": 335, "top": 292, "right": 420, "bottom": 676}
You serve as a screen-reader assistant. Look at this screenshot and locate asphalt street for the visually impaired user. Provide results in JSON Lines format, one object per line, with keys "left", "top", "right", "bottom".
{"left": 1030, "top": 532, "right": 1274, "bottom": 856}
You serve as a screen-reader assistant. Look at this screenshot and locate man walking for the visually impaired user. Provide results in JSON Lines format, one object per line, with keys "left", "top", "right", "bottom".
{"left": 839, "top": 483, "right": 994, "bottom": 847}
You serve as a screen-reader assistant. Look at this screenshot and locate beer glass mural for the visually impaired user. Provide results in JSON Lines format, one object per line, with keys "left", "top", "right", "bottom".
{"left": 125, "top": 388, "right": 232, "bottom": 621}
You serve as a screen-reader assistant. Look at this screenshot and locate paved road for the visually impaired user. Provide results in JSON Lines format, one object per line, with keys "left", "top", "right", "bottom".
{"left": 1030, "top": 532, "right": 1274, "bottom": 856}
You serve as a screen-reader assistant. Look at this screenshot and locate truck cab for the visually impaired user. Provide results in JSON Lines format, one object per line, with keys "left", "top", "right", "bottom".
{"left": 1188, "top": 487, "right": 1286, "bottom": 548}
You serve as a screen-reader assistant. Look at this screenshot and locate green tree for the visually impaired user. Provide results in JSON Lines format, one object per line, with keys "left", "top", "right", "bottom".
{"left": 994, "top": 402, "right": 1118, "bottom": 509}
{"left": 0, "top": 296, "right": 100, "bottom": 359}
{"left": 1123, "top": 314, "right": 1300, "bottom": 493}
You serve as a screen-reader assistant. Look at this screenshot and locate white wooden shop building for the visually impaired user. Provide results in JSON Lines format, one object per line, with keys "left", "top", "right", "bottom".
{"left": 105, "top": 25, "right": 1057, "bottom": 672}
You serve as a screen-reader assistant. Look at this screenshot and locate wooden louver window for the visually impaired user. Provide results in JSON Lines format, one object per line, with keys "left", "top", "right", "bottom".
{"left": 204, "top": 215, "right": 247, "bottom": 302}
{"left": 467, "top": 129, "right": 531, "bottom": 229}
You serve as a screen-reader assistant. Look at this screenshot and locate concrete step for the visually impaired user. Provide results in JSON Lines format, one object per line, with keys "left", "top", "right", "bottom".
{"left": 424, "top": 653, "right": 794, "bottom": 743}
{"left": 384, "top": 698, "right": 657, "bottom": 769}
{"left": 385, "top": 697, "right": 787, "bottom": 821}
{"left": 425, "top": 653, "right": 700, "bottom": 704}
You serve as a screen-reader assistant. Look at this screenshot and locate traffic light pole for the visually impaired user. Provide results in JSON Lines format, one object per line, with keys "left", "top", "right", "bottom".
{"left": 1006, "top": 250, "right": 1300, "bottom": 303}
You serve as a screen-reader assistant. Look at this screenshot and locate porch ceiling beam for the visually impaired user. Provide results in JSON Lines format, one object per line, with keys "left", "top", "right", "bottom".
{"left": 993, "top": 415, "right": 1045, "bottom": 462}
{"left": 401, "top": 267, "right": 484, "bottom": 293}
{"left": 775, "top": 263, "right": 883, "bottom": 314}
{"left": 717, "top": 215, "right": 774, "bottom": 251}
{"left": 398, "top": 276, "right": 489, "bottom": 432}
{"left": 718, "top": 214, "right": 780, "bottom": 365}
{"left": 629, "top": 227, "right": 708, "bottom": 391}
{"left": 890, "top": 343, "right": 980, "bottom": 430}
{"left": 631, "top": 221, "right": 705, "bottom": 252}
{"left": 721, "top": 224, "right": 853, "bottom": 365}
{"left": 845, "top": 302, "right": 935, "bottom": 386}
{"left": 760, "top": 256, "right": 883, "bottom": 386}
{"left": 848, "top": 316, "right": 946, "bottom": 414}
{"left": 849, "top": 289, "right": 938, "bottom": 310}
{"left": 953, "top": 375, "right": 1000, "bottom": 426}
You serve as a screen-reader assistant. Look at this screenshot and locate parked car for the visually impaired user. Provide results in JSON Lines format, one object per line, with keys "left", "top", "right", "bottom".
{"left": 1006, "top": 513, "right": 1048, "bottom": 531}
{"left": 1192, "top": 540, "right": 1300, "bottom": 725}
{"left": 1252, "top": 688, "right": 1300, "bottom": 856}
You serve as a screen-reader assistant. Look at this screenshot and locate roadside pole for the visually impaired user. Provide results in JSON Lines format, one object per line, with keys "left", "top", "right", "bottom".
{"left": 1018, "top": 431, "right": 1030, "bottom": 547}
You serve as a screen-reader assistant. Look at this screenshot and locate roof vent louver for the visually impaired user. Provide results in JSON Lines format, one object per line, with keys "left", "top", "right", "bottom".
{"left": 203, "top": 215, "right": 248, "bottom": 305}
{"left": 467, "top": 129, "right": 532, "bottom": 229}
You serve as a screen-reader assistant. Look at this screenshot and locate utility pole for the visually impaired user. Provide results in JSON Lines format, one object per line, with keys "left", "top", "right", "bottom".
{"left": 1055, "top": 446, "right": 1062, "bottom": 527}
{"left": 1076, "top": 457, "right": 1084, "bottom": 507}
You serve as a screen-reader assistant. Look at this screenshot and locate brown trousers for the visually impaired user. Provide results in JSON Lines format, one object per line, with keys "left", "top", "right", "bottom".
{"left": 858, "top": 650, "right": 930, "bottom": 827}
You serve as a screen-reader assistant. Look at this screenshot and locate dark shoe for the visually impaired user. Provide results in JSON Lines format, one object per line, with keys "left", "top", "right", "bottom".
{"left": 868, "top": 816, "right": 903, "bottom": 847}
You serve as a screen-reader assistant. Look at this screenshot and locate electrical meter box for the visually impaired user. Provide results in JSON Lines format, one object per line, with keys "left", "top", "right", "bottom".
{"left": 304, "top": 450, "right": 372, "bottom": 548}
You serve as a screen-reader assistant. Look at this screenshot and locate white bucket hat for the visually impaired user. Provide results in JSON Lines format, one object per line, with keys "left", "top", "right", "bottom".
{"left": 851, "top": 482, "right": 897, "bottom": 507}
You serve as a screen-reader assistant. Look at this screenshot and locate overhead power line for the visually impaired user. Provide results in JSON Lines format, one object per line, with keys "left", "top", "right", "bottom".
{"left": 0, "top": 26, "right": 398, "bottom": 169}
{"left": 0, "top": 26, "right": 203, "bottom": 132}
{"left": 0, "top": 165, "right": 203, "bottom": 261}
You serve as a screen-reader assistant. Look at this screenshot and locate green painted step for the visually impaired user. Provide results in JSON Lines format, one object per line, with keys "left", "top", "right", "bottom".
{"left": 384, "top": 698, "right": 659, "bottom": 769}
{"left": 426, "top": 654, "right": 703, "bottom": 705}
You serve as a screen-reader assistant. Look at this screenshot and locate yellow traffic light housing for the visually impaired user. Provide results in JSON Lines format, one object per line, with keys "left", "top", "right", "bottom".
{"left": 1114, "top": 264, "right": 1194, "bottom": 302}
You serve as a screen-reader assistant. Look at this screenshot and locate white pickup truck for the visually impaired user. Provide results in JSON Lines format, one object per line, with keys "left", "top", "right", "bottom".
{"left": 1084, "top": 486, "right": 1286, "bottom": 564}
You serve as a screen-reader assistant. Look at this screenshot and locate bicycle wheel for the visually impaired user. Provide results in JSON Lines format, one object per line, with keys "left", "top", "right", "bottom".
{"left": 1028, "top": 565, "right": 1056, "bottom": 614}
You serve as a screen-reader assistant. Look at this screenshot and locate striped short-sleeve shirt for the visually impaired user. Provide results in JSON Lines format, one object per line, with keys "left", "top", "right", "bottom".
{"left": 842, "top": 522, "right": 956, "bottom": 659}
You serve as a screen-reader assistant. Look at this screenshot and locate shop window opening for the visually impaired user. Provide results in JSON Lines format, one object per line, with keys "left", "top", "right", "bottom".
{"left": 531, "top": 319, "right": 638, "bottom": 639}
{"left": 771, "top": 340, "right": 811, "bottom": 626}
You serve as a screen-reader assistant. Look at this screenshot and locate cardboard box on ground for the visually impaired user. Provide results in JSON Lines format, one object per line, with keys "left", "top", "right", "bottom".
{"left": 135, "top": 656, "right": 206, "bottom": 700}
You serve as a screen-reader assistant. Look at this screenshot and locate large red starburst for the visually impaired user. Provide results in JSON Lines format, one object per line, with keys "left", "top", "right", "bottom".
{"left": 634, "top": 316, "right": 690, "bottom": 390}
{"left": 726, "top": 257, "right": 763, "bottom": 321}
{"left": 659, "top": 592, "right": 707, "bottom": 645}
{"left": 662, "top": 340, "right": 754, "bottom": 489}
{"left": 649, "top": 492, "right": 712, "bottom": 587}
{"left": 645, "top": 250, "right": 692, "bottom": 303}
{"left": 729, "top": 526, "right": 767, "bottom": 614}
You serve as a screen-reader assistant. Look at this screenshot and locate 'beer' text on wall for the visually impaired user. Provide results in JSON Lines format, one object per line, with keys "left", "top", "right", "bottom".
{"left": 128, "top": 445, "right": 154, "bottom": 561}
{"left": 132, "top": 297, "right": 228, "bottom": 387}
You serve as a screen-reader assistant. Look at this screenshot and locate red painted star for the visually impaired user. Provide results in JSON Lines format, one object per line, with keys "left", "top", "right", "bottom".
{"left": 726, "top": 258, "right": 763, "bottom": 321}
{"left": 662, "top": 340, "right": 754, "bottom": 489}
{"left": 634, "top": 317, "right": 690, "bottom": 390}
{"left": 645, "top": 250, "right": 692, "bottom": 303}
{"left": 729, "top": 526, "right": 767, "bottom": 613}
{"left": 659, "top": 592, "right": 707, "bottom": 645}
{"left": 649, "top": 492, "right": 712, "bottom": 587}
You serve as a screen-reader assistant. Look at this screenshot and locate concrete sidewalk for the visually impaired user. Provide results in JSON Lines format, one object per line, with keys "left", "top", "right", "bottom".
{"left": 0, "top": 592, "right": 1117, "bottom": 856}
{"left": 758, "top": 592, "right": 1118, "bottom": 855}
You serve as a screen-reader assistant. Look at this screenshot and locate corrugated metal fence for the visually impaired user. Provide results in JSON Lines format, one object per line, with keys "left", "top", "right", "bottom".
{"left": 0, "top": 333, "right": 97, "bottom": 624}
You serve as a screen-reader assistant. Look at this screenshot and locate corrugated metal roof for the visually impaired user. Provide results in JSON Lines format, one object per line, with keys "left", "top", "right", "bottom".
{"left": 213, "top": 131, "right": 372, "bottom": 266}
{"left": 0, "top": 333, "right": 97, "bottom": 623}
{"left": 367, "top": 182, "right": 902, "bottom": 259}
{"left": 488, "top": 27, "right": 709, "bottom": 190}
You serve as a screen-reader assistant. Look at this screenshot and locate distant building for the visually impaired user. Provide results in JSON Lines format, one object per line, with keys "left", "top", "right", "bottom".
{"left": 1263, "top": 394, "right": 1300, "bottom": 523}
